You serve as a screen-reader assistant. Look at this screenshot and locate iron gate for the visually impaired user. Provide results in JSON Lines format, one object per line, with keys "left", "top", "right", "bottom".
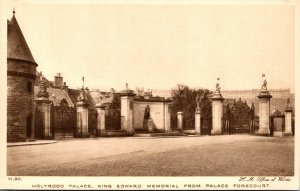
{"left": 34, "top": 110, "right": 44, "bottom": 139}
{"left": 51, "top": 105, "right": 77, "bottom": 138}
{"left": 183, "top": 114, "right": 195, "bottom": 130}
{"left": 270, "top": 110, "right": 285, "bottom": 137}
{"left": 222, "top": 98, "right": 255, "bottom": 134}
{"left": 88, "top": 109, "right": 98, "bottom": 136}
{"left": 200, "top": 100, "right": 212, "bottom": 135}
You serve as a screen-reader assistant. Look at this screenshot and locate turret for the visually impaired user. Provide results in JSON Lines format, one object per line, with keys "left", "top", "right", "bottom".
{"left": 7, "top": 10, "right": 38, "bottom": 142}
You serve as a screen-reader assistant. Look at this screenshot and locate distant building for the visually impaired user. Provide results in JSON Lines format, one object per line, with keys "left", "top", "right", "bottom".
{"left": 150, "top": 88, "right": 294, "bottom": 115}
{"left": 148, "top": 89, "right": 172, "bottom": 98}
{"left": 222, "top": 89, "right": 291, "bottom": 99}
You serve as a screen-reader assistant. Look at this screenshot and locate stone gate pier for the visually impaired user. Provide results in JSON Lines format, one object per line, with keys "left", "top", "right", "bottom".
{"left": 120, "top": 84, "right": 136, "bottom": 134}
{"left": 257, "top": 75, "right": 272, "bottom": 136}
{"left": 35, "top": 80, "right": 52, "bottom": 139}
{"left": 284, "top": 99, "right": 293, "bottom": 136}
{"left": 76, "top": 88, "right": 90, "bottom": 137}
{"left": 211, "top": 78, "right": 224, "bottom": 135}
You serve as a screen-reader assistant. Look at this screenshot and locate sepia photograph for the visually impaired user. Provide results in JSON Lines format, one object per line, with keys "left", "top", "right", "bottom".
{"left": 0, "top": 0, "right": 299, "bottom": 190}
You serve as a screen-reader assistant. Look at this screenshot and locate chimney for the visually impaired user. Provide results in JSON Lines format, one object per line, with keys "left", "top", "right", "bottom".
{"left": 63, "top": 82, "right": 68, "bottom": 94}
{"left": 54, "top": 73, "right": 64, "bottom": 88}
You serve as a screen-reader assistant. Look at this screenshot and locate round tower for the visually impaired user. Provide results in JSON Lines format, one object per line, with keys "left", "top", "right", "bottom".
{"left": 7, "top": 10, "right": 38, "bottom": 142}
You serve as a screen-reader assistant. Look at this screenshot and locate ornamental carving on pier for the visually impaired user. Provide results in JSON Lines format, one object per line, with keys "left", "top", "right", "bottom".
{"left": 37, "top": 76, "right": 49, "bottom": 98}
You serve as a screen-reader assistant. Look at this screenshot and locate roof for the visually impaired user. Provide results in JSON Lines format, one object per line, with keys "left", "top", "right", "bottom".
{"left": 68, "top": 89, "right": 96, "bottom": 109}
{"left": 7, "top": 14, "right": 36, "bottom": 64}
{"left": 34, "top": 86, "right": 74, "bottom": 107}
{"left": 89, "top": 90, "right": 114, "bottom": 105}
{"left": 35, "top": 72, "right": 53, "bottom": 87}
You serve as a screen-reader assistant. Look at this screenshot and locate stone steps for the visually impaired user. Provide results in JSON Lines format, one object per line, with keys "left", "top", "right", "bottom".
{"left": 134, "top": 131, "right": 187, "bottom": 137}
{"left": 106, "top": 130, "right": 133, "bottom": 137}
{"left": 134, "top": 128, "right": 166, "bottom": 134}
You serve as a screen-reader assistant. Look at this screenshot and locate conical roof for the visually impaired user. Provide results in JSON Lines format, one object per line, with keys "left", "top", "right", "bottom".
{"left": 7, "top": 14, "right": 36, "bottom": 64}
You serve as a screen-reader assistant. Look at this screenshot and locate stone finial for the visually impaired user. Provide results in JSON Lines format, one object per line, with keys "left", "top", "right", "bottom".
{"left": 271, "top": 106, "right": 276, "bottom": 115}
{"left": 120, "top": 82, "right": 136, "bottom": 97}
{"left": 77, "top": 88, "right": 87, "bottom": 102}
{"left": 82, "top": 76, "right": 85, "bottom": 89}
{"left": 285, "top": 98, "right": 292, "bottom": 111}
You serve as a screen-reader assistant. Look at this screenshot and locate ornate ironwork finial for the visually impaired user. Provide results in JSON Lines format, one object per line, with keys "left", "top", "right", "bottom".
{"left": 126, "top": 83, "right": 128, "bottom": 90}
{"left": 261, "top": 73, "right": 267, "bottom": 90}
{"left": 13, "top": 8, "right": 15, "bottom": 15}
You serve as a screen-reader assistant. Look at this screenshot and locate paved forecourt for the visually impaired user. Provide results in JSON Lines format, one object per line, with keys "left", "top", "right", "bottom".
{"left": 7, "top": 135, "right": 294, "bottom": 176}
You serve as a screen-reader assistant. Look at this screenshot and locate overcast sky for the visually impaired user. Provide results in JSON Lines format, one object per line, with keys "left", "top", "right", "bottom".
{"left": 7, "top": 1, "right": 295, "bottom": 92}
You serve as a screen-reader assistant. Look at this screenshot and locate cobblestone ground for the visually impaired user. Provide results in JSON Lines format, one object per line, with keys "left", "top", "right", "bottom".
{"left": 7, "top": 135, "right": 294, "bottom": 176}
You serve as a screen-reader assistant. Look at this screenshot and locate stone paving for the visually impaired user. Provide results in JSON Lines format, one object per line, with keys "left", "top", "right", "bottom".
{"left": 7, "top": 135, "right": 294, "bottom": 176}
{"left": 7, "top": 140, "right": 58, "bottom": 147}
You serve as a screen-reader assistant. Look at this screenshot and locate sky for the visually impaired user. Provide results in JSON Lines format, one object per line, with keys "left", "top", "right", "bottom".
{"left": 6, "top": 1, "right": 295, "bottom": 92}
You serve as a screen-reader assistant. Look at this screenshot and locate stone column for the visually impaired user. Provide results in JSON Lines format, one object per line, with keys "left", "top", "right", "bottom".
{"left": 164, "top": 101, "right": 172, "bottom": 132}
{"left": 211, "top": 92, "right": 224, "bottom": 135}
{"left": 177, "top": 111, "right": 183, "bottom": 132}
{"left": 257, "top": 90, "right": 272, "bottom": 136}
{"left": 35, "top": 98, "right": 52, "bottom": 139}
{"left": 96, "top": 103, "right": 106, "bottom": 136}
{"left": 76, "top": 89, "right": 90, "bottom": 137}
{"left": 35, "top": 80, "right": 52, "bottom": 139}
{"left": 284, "top": 99, "right": 293, "bottom": 136}
{"left": 120, "top": 87, "right": 136, "bottom": 134}
{"left": 195, "top": 109, "right": 201, "bottom": 135}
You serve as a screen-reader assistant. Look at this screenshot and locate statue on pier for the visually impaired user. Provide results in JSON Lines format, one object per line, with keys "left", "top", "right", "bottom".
{"left": 37, "top": 76, "right": 49, "bottom": 98}
{"left": 216, "top": 77, "right": 221, "bottom": 94}
{"left": 196, "top": 93, "right": 201, "bottom": 111}
{"left": 261, "top": 74, "right": 268, "bottom": 90}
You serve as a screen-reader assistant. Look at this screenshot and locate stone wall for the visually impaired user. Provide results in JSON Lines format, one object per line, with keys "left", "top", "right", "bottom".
{"left": 132, "top": 101, "right": 169, "bottom": 131}
{"left": 7, "top": 74, "right": 36, "bottom": 141}
{"left": 7, "top": 59, "right": 36, "bottom": 75}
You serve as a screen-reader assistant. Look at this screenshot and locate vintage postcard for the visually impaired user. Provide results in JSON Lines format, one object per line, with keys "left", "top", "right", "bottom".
{"left": 0, "top": 0, "right": 299, "bottom": 190}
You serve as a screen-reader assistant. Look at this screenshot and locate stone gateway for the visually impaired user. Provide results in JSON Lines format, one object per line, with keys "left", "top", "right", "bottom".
{"left": 6, "top": 11, "right": 294, "bottom": 142}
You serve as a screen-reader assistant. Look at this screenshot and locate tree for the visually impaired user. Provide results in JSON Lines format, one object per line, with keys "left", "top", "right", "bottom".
{"left": 105, "top": 94, "right": 121, "bottom": 130}
{"left": 170, "top": 84, "right": 212, "bottom": 130}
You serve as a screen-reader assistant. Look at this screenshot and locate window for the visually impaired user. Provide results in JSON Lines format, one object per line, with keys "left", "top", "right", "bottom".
{"left": 27, "top": 82, "right": 32, "bottom": 93}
